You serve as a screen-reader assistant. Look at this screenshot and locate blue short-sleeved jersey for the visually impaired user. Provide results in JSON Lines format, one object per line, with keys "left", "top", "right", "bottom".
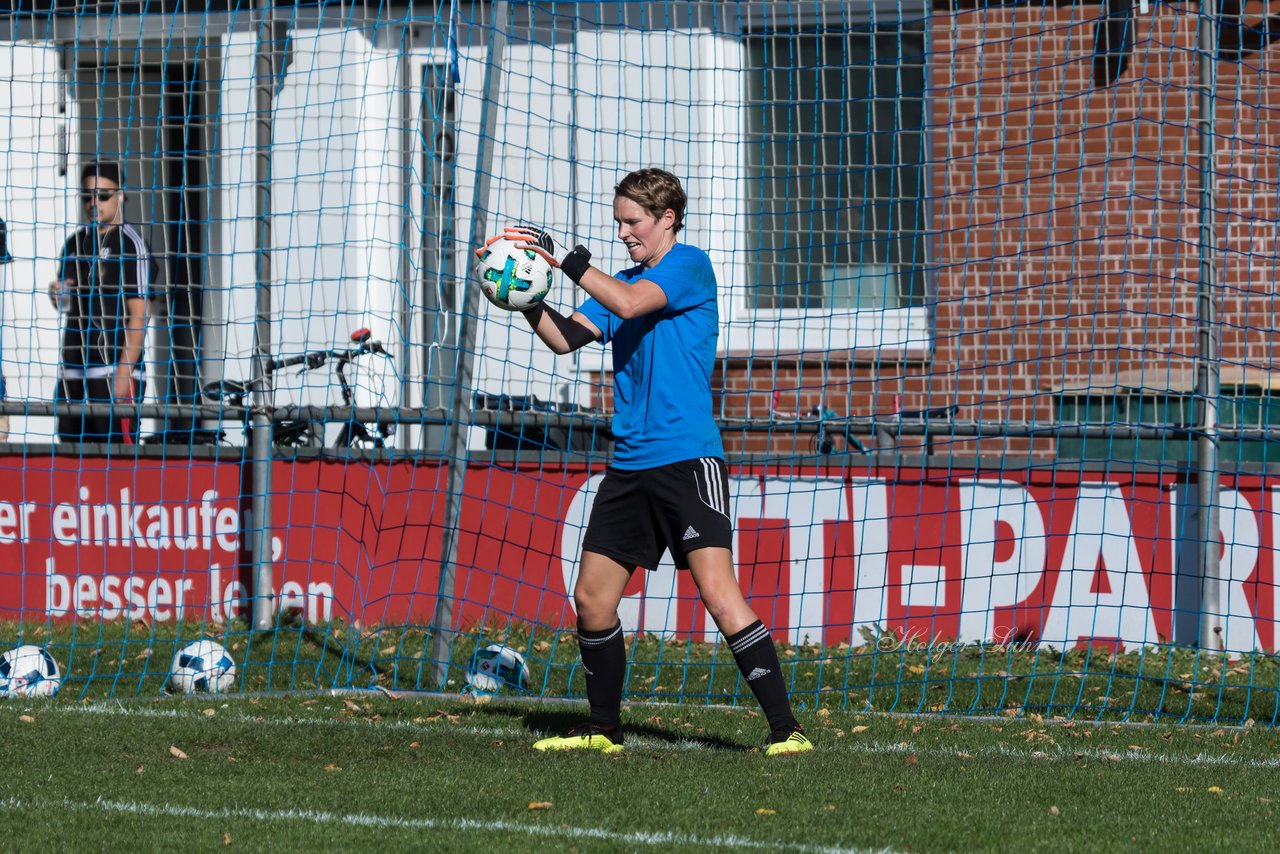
{"left": 576, "top": 243, "right": 723, "bottom": 470}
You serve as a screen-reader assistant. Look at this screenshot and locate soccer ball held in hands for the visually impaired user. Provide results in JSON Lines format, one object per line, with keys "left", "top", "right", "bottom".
{"left": 474, "top": 228, "right": 555, "bottom": 312}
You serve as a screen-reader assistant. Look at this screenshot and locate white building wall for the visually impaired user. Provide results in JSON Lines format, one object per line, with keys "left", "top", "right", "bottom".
{"left": 0, "top": 23, "right": 752, "bottom": 446}
{"left": 453, "top": 30, "right": 743, "bottom": 418}
{"left": 215, "top": 26, "right": 402, "bottom": 445}
{"left": 0, "top": 43, "right": 75, "bottom": 442}
{"left": 448, "top": 38, "right": 579, "bottom": 418}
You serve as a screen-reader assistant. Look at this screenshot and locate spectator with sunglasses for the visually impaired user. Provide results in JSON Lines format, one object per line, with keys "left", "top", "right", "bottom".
{"left": 48, "top": 161, "right": 157, "bottom": 444}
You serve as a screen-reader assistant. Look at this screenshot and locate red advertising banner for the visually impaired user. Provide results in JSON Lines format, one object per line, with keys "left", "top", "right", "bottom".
{"left": 3, "top": 457, "right": 1276, "bottom": 653}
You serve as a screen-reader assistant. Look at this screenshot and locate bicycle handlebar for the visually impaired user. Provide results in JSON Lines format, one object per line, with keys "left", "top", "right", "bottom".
{"left": 268, "top": 339, "right": 389, "bottom": 376}
{"left": 210, "top": 336, "right": 391, "bottom": 405}
{"left": 269, "top": 352, "right": 322, "bottom": 371}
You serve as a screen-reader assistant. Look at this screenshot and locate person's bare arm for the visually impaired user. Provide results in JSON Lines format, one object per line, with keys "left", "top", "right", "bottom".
{"left": 504, "top": 225, "right": 667, "bottom": 321}
{"left": 112, "top": 296, "right": 149, "bottom": 399}
{"left": 572, "top": 267, "right": 667, "bottom": 320}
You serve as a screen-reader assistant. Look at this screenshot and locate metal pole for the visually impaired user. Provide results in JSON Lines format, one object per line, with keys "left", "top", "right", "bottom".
{"left": 250, "top": 1, "right": 278, "bottom": 632}
{"left": 1195, "top": 0, "right": 1223, "bottom": 653}
{"left": 396, "top": 31, "right": 415, "bottom": 453}
{"left": 428, "top": 1, "right": 508, "bottom": 687}
{"left": 422, "top": 19, "right": 461, "bottom": 455}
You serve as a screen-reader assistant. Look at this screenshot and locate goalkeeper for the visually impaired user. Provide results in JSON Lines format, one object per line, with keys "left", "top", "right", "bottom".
{"left": 495, "top": 168, "right": 812, "bottom": 757}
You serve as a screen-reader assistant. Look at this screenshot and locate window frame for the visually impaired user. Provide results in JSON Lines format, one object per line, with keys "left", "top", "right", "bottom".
{"left": 726, "top": 15, "right": 933, "bottom": 357}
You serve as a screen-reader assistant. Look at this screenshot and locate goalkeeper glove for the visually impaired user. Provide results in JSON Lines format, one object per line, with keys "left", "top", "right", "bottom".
{"left": 504, "top": 225, "right": 592, "bottom": 284}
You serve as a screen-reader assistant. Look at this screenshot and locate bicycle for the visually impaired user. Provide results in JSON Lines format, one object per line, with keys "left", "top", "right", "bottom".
{"left": 769, "top": 391, "right": 870, "bottom": 455}
{"left": 202, "top": 328, "right": 395, "bottom": 450}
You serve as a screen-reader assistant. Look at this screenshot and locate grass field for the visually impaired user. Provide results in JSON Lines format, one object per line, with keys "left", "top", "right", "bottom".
{"left": 5, "top": 619, "right": 1280, "bottom": 850}
{"left": 7, "top": 618, "right": 1280, "bottom": 726}
{"left": 3, "top": 693, "right": 1280, "bottom": 852}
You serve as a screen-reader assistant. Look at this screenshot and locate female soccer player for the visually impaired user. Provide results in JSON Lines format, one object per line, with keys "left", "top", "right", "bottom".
{"left": 490, "top": 168, "right": 812, "bottom": 756}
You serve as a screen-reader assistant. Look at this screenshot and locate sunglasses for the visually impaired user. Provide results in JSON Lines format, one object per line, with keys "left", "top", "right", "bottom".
{"left": 80, "top": 189, "right": 119, "bottom": 203}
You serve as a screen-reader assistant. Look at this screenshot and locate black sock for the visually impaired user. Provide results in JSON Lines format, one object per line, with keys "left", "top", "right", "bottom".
{"left": 727, "top": 620, "right": 799, "bottom": 736}
{"left": 578, "top": 621, "right": 625, "bottom": 732}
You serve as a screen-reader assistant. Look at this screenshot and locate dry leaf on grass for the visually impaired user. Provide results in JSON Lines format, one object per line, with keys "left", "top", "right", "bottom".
{"left": 850, "top": 725, "right": 869, "bottom": 734}
{"left": 202, "top": 708, "right": 216, "bottom": 718}
{"left": 755, "top": 808, "right": 776, "bottom": 816}
{"left": 324, "top": 763, "right": 342, "bottom": 772}
{"left": 169, "top": 746, "right": 189, "bottom": 760}
{"left": 528, "top": 802, "right": 553, "bottom": 811}
{"left": 223, "top": 833, "right": 233, "bottom": 845}
{"left": 17, "top": 715, "right": 33, "bottom": 724}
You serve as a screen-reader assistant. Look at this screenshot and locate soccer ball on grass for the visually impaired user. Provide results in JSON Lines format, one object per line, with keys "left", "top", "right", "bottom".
{"left": 0, "top": 644, "right": 61, "bottom": 697}
{"left": 169, "top": 639, "right": 237, "bottom": 694}
{"left": 464, "top": 643, "right": 529, "bottom": 695}
{"left": 474, "top": 235, "right": 554, "bottom": 312}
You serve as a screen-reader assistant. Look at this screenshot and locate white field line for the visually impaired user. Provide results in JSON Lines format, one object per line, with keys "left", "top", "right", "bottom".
{"left": 29, "top": 701, "right": 1280, "bottom": 770}
{"left": 0, "top": 795, "right": 890, "bottom": 854}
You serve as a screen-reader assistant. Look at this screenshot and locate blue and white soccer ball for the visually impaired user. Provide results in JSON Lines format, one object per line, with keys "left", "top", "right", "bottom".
{"left": 0, "top": 644, "right": 61, "bottom": 697}
{"left": 474, "top": 236, "right": 554, "bottom": 312}
{"left": 169, "top": 639, "right": 236, "bottom": 694}
{"left": 464, "top": 643, "right": 529, "bottom": 695}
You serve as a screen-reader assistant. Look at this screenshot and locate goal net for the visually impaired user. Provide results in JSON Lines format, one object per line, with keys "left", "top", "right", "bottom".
{"left": 0, "top": 0, "right": 1275, "bottom": 723}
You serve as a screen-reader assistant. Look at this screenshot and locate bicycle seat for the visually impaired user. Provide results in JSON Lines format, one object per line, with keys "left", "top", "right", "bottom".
{"left": 204, "top": 379, "right": 250, "bottom": 401}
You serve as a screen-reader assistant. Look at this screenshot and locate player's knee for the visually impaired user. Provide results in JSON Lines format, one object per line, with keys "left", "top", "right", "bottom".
{"left": 573, "top": 588, "right": 613, "bottom": 628}
{"left": 700, "top": 589, "right": 754, "bottom": 634}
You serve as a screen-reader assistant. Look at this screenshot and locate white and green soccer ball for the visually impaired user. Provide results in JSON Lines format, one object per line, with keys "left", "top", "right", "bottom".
{"left": 475, "top": 236, "right": 553, "bottom": 312}
{"left": 169, "top": 639, "right": 237, "bottom": 694}
{"left": 465, "top": 643, "right": 529, "bottom": 694}
{"left": 0, "top": 644, "right": 61, "bottom": 697}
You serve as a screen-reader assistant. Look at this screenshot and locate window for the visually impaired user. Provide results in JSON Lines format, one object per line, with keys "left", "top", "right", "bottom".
{"left": 1057, "top": 389, "right": 1280, "bottom": 464}
{"left": 744, "top": 25, "right": 928, "bottom": 314}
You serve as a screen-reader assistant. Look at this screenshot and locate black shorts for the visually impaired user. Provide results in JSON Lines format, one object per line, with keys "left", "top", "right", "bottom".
{"left": 582, "top": 457, "right": 733, "bottom": 571}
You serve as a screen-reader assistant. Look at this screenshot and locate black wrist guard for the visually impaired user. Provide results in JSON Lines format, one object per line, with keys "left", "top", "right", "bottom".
{"left": 561, "top": 245, "right": 592, "bottom": 284}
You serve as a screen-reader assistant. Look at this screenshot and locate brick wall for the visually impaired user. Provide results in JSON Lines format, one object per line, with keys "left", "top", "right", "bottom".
{"left": 607, "top": 7, "right": 1280, "bottom": 461}
{"left": 922, "top": 5, "right": 1280, "bottom": 458}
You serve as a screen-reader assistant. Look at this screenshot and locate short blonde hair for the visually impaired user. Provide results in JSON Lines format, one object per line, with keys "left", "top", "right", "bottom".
{"left": 614, "top": 168, "right": 686, "bottom": 234}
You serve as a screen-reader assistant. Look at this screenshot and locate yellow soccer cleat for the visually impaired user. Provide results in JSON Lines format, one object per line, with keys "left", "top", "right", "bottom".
{"left": 764, "top": 729, "right": 814, "bottom": 757}
{"left": 532, "top": 724, "right": 624, "bottom": 754}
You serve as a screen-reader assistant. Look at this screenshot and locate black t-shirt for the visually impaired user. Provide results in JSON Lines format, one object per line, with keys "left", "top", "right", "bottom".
{"left": 57, "top": 223, "right": 157, "bottom": 373}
